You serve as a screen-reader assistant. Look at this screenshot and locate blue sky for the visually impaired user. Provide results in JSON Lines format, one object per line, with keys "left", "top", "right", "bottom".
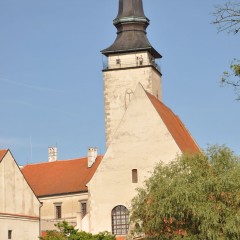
{"left": 0, "top": 0, "right": 239, "bottom": 166}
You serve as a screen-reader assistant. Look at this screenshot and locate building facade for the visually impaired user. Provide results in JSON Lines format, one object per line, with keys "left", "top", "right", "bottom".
{"left": 22, "top": 0, "right": 200, "bottom": 238}
{"left": 22, "top": 148, "right": 102, "bottom": 233}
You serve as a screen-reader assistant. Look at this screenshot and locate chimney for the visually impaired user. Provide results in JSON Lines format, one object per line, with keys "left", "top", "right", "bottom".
{"left": 48, "top": 147, "right": 57, "bottom": 162}
{"left": 88, "top": 147, "right": 97, "bottom": 168}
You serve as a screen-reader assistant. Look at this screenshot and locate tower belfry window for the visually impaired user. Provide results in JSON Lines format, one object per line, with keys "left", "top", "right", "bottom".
{"left": 116, "top": 59, "right": 121, "bottom": 64}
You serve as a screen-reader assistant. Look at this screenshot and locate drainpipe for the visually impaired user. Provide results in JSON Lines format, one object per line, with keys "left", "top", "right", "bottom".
{"left": 39, "top": 202, "right": 43, "bottom": 238}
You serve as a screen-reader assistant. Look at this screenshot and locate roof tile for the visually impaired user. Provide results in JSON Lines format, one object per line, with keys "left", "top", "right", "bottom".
{"left": 146, "top": 92, "right": 200, "bottom": 154}
{"left": 22, "top": 156, "right": 102, "bottom": 197}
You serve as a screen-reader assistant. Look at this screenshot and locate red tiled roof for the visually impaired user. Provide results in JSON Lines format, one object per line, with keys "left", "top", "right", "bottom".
{"left": 146, "top": 92, "right": 200, "bottom": 154}
{"left": 0, "top": 149, "right": 8, "bottom": 162}
{"left": 22, "top": 156, "right": 103, "bottom": 197}
{"left": 41, "top": 231, "right": 47, "bottom": 237}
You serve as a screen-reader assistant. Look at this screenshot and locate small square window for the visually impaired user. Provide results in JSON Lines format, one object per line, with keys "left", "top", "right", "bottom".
{"left": 116, "top": 59, "right": 121, "bottom": 64}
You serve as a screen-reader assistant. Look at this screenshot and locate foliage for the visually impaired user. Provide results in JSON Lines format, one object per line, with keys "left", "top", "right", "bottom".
{"left": 221, "top": 59, "right": 240, "bottom": 100}
{"left": 40, "top": 221, "right": 116, "bottom": 240}
{"left": 212, "top": 1, "right": 240, "bottom": 34}
{"left": 212, "top": 1, "right": 240, "bottom": 99}
{"left": 130, "top": 146, "right": 240, "bottom": 240}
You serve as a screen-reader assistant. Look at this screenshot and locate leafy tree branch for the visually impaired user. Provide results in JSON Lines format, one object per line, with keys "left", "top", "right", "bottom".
{"left": 221, "top": 59, "right": 240, "bottom": 100}
{"left": 212, "top": 1, "right": 240, "bottom": 99}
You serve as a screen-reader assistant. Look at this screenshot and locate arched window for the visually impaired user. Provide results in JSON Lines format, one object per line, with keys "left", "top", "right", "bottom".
{"left": 111, "top": 205, "right": 129, "bottom": 235}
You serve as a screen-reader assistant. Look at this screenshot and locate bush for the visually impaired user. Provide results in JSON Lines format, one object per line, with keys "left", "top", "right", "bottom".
{"left": 40, "top": 221, "right": 116, "bottom": 240}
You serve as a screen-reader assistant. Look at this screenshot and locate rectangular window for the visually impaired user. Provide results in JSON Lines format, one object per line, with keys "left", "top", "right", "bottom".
{"left": 56, "top": 205, "right": 62, "bottom": 219}
{"left": 54, "top": 203, "right": 62, "bottom": 219}
{"left": 8, "top": 230, "right": 12, "bottom": 239}
{"left": 81, "top": 201, "right": 87, "bottom": 218}
{"left": 132, "top": 169, "right": 138, "bottom": 183}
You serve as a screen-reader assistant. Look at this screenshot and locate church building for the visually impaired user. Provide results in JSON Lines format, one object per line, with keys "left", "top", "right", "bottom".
{"left": 21, "top": 0, "right": 200, "bottom": 238}
{"left": 88, "top": 1, "right": 200, "bottom": 235}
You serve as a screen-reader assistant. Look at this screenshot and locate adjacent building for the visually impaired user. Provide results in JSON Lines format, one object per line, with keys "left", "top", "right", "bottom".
{"left": 0, "top": 149, "right": 40, "bottom": 240}
{"left": 22, "top": 148, "right": 102, "bottom": 233}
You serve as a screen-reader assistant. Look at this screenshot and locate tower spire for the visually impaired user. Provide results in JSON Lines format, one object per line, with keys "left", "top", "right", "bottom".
{"left": 102, "top": 0, "right": 161, "bottom": 58}
{"left": 114, "top": 0, "right": 148, "bottom": 25}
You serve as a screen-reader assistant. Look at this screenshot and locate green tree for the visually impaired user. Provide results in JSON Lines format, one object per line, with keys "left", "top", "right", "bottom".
{"left": 212, "top": 1, "right": 240, "bottom": 99}
{"left": 40, "top": 221, "right": 116, "bottom": 240}
{"left": 130, "top": 146, "right": 240, "bottom": 240}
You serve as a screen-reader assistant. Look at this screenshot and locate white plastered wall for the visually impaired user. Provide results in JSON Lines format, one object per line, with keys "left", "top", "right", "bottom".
{"left": 0, "top": 216, "right": 39, "bottom": 240}
{"left": 88, "top": 84, "right": 181, "bottom": 234}
{"left": 0, "top": 151, "right": 40, "bottom": 240}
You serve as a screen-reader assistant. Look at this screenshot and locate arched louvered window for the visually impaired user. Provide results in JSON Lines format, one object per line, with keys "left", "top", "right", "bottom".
{"left": 111, "top": 205, "right": 129, "bottom": 235}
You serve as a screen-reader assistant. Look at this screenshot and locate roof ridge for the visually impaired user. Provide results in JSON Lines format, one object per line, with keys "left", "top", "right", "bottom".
{"left": 23, "top": 156, "right": 93, "bottom": 167}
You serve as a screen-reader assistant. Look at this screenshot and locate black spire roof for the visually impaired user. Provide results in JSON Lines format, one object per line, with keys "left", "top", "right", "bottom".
{"left": 101, "top": 0, "right": 161, "bottom": 58}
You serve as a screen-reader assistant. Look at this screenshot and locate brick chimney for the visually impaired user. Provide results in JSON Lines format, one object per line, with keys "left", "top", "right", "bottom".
{"left": 48, "top": 147, "right": 57, "bottom": 162}
{"left": 88, "top": 148, "right": 97, "bottom": 168}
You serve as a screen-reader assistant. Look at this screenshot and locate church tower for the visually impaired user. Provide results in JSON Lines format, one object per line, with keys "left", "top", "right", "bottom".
{"left": 102, "top": 0, "right": 162, "bottom": 147}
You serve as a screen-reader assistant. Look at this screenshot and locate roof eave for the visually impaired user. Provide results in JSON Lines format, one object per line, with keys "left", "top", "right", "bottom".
{"left": 37, "top": 190, "right": 88, "bottom": 198}
{"left": 101, "top": 47, "right": 162, "bottom": 59}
